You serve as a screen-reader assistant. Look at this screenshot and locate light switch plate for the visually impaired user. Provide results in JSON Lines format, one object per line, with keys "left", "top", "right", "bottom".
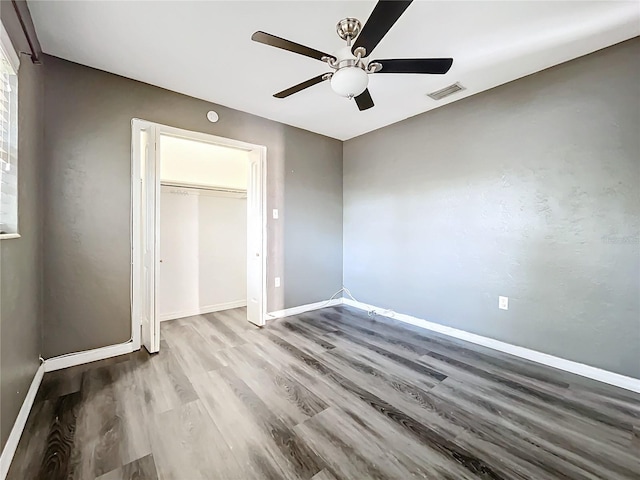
{"left": 499, "top": 296, "right": 509, "bottom": 310}
{"left": 272, "top": 209, "right": 279, "bottom": 219}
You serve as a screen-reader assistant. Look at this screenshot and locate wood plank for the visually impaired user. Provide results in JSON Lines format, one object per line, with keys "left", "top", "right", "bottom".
{"left": 70, "top": 366, "right": 123, "bottom": 479}
{"left": 311, "top": 469, "right": 339, "bottom": 480}
{"left": 37, "top": 392, "right": 81, "bottom": 480}
{"left": 261, "top": 330, "right": 508, "bottom": 479}
{"left": 430, "top": 378, "right": 640, "bottom": 479}
{"left": 215, "top": 366, "right": 326, "bottom": 478}
{"left": 7, "top": 306, "right": 640, "bottom": 479}
{"left": 192, "top": 369, "right": 312, "bottom": 480}
{"left": 219, "top": 343, "right": 329, "bottom": 427}
{"left": 5, "top": 400, "right": 55, "bottom": 480}
{"left": 422, "top": 350, "right": 634, "bottom": 432}
{"left": 148, "top": 400, "right": 244, "bottom": 480}
{"left": 162, "top": 322, "right": 223, "bottom": 378}
{"left": 34, "top": 368, "right": 83, "bottom": 403}
{"left": 96, "top": 454, "right": 159, "bottom": 480}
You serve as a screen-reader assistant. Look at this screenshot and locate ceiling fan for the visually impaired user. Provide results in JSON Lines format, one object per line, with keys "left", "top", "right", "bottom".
{"left": 251, "top": 0, "right": 453, "bottom": 111}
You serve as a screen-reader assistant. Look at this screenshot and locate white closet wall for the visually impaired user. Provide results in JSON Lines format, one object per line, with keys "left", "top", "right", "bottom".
{"left": 158, "top": 134, "right": 250, "bottom": 322}
{"left": 159, "top": 186, "right": 247, "bottom": 320}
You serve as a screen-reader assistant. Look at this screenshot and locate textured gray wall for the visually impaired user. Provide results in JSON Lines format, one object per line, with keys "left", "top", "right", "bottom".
{"left": 343, "top": 38, "right": 640, "bottom": 378}
{"left": 0, "top": 5, "right": 44, "bottom": 449}
{"left": 284, "top": 128, "right": 343, "bottom": 307}
{"left": 42, "top": 55, "right": 342, "bottom": 358}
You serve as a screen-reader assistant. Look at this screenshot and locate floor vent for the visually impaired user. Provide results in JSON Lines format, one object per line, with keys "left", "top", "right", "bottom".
{"left": 427, "top": 82, "right": 465, "bottom": 101}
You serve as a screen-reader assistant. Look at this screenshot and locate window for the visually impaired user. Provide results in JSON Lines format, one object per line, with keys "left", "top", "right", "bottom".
{"left": 0, "top": 23, "right": 19, "bottom": 238}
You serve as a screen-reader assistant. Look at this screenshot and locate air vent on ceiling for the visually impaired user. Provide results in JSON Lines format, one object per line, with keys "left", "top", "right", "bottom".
{"left": 427, "top": 82, "right": 465, "bottom": 101}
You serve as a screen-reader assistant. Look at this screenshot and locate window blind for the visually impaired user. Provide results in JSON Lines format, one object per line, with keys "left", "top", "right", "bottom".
{"left": 0, "top": 45, "right": 18, "bottom": 235}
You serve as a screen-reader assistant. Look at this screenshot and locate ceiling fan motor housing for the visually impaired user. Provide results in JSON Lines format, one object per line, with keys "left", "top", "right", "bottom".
{"left": 334, "top": 45, "right": 364, "bottom": 69}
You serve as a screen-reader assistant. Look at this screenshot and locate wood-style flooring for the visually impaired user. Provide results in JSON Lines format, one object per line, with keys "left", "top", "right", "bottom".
{"left": 7, "top": 305, "right": 640, "bottom": 479}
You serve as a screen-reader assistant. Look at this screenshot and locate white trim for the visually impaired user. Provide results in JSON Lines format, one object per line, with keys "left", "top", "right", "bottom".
{"left": 131, "top": 120, "right": 268, "bottom": 352}
{"left": 257, "top": 145, "right": 268, "bottom": 327}
{"left": 153, "top": 125, "right": 161, "bottom": 351}
{"left": 130, "top": 120, "right": 143, "bottom": 350}
{"left": 343, "top": 298, "right": 640, "bottom": 393}
{"left": 0, "top": 363, "right": 44, "bottom": 480}
{"left": 267, "top": 298, "right": 343, "bottom": 320}
{"left": 0, "top": 234, "right": 21, "bottom": 240}
{"left": 43, "top": 342, "right": 135, "bottom": 373}
{"left": 159, "top": 300, "right": 247, "bottom": 322}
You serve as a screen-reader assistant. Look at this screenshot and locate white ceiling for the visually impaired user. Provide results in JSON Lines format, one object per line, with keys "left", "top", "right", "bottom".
{"left": 28, "top": 1, "right": 639, "bottom": 140}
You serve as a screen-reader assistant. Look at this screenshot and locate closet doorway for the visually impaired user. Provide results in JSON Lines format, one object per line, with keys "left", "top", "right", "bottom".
{"left": 131, "top": 120, "right": 267, "bottom": 354}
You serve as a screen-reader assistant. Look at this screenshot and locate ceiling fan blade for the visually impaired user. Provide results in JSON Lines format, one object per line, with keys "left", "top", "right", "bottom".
{"left": 354, "top": 89, "right": 374, "bottom": 111}
{"left": 352, "top": 0, "right": 412, "bottom": 56}
{"left": 372, "top": 58, "right": 453, "bottom": 74}
{"left": 274, "top": 74, "right": 329, "bottom": 98}
{"left": 252, "top": 31, "right": 336, "bottom": 62}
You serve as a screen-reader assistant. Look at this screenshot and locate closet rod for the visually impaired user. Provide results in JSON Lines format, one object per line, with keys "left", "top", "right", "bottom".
{"left": 161, "top": 182, "right": 247, "bottom": 195}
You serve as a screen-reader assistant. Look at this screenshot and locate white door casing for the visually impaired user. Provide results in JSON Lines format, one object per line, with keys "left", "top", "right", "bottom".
{"left": 131, "top": 119, "right": 267, "bottom": 354}
{"left": 136, "top": 121, "right": 161, "bottom": 353}
{"left": 246, "top": 149, "right": 266, "bottom": 326}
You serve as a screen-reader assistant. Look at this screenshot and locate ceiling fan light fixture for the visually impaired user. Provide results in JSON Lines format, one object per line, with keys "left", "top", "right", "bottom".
{"left": 253, "top": 1, "right": 455, "bottom": 111}
{"left": 330, "top": 66, "right": 369, "bottom": 98}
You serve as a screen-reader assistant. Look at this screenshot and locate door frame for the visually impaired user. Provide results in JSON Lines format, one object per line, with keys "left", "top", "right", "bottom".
{"left": 130, "top": 119, "right": 268, "bottom": 351}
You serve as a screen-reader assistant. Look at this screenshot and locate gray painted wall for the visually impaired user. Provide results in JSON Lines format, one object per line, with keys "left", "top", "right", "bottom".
{"left": 284, "top": 128, "right": 343, "bottom": 307}
{"left": 0, "top": 5, "right": 44, "bottom": 449}
{"left": 42, "top": 55, "right": 342, "bottom": 358}
{"left": 343, "top": 38, "right": 640, "bottom": 378}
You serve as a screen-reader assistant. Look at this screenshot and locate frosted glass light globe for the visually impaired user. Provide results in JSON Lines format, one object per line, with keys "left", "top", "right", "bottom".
{"left": 330, "top": 66, "right": 369, "bottom": 98}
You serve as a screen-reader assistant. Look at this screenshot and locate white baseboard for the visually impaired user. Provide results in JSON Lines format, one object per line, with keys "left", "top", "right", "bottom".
{"left": 343, "top": 298, "right": 640, "bottom": 393}
{"left": 267, "top": 298, "right": 343, "bottom": 320}
{"left": 0, "top": 363, "right": 45, "bottom": 480}
{"left": 159, "top": 300, "right": 248, "bottom": 322}
{"left": 44, "top": 342, "right": 135, "bottom": 373}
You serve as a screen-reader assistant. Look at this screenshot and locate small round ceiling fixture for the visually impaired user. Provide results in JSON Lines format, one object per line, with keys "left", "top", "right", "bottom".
{"left": 206, "top": 110, "right": 219, "bottom": 123}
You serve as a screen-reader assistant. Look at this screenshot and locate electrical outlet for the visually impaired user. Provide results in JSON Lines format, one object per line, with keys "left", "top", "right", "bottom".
{"left": 275, "top": 277, "right": 281, "bottom": 288}
{"left": 499, "top": 296, "right": 509, "bottom": 310}
{"left": 272, "top": 209, "right": 279, "bottom": 219}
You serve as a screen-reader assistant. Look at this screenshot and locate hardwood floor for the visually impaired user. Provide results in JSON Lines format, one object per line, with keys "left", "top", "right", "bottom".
{"left": 7, "top": 306, "right": 640, "bottom": 479}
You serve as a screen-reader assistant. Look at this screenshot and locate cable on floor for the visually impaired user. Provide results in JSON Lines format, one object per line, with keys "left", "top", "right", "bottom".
{"left": 265, "top": 285, "right": 356, "bottom": 320}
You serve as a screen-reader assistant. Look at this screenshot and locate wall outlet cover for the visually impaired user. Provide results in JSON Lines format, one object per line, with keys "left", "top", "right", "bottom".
{"left": 499, "top": 296, "right": 509, "bottom": 310}
{"left": 275, "top": 277, "right": 281, "bottom": 288}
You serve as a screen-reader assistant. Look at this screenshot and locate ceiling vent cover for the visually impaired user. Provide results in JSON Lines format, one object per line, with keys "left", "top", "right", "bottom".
{"left": 427, "top": 82, "right": 465, "bottom": 101}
